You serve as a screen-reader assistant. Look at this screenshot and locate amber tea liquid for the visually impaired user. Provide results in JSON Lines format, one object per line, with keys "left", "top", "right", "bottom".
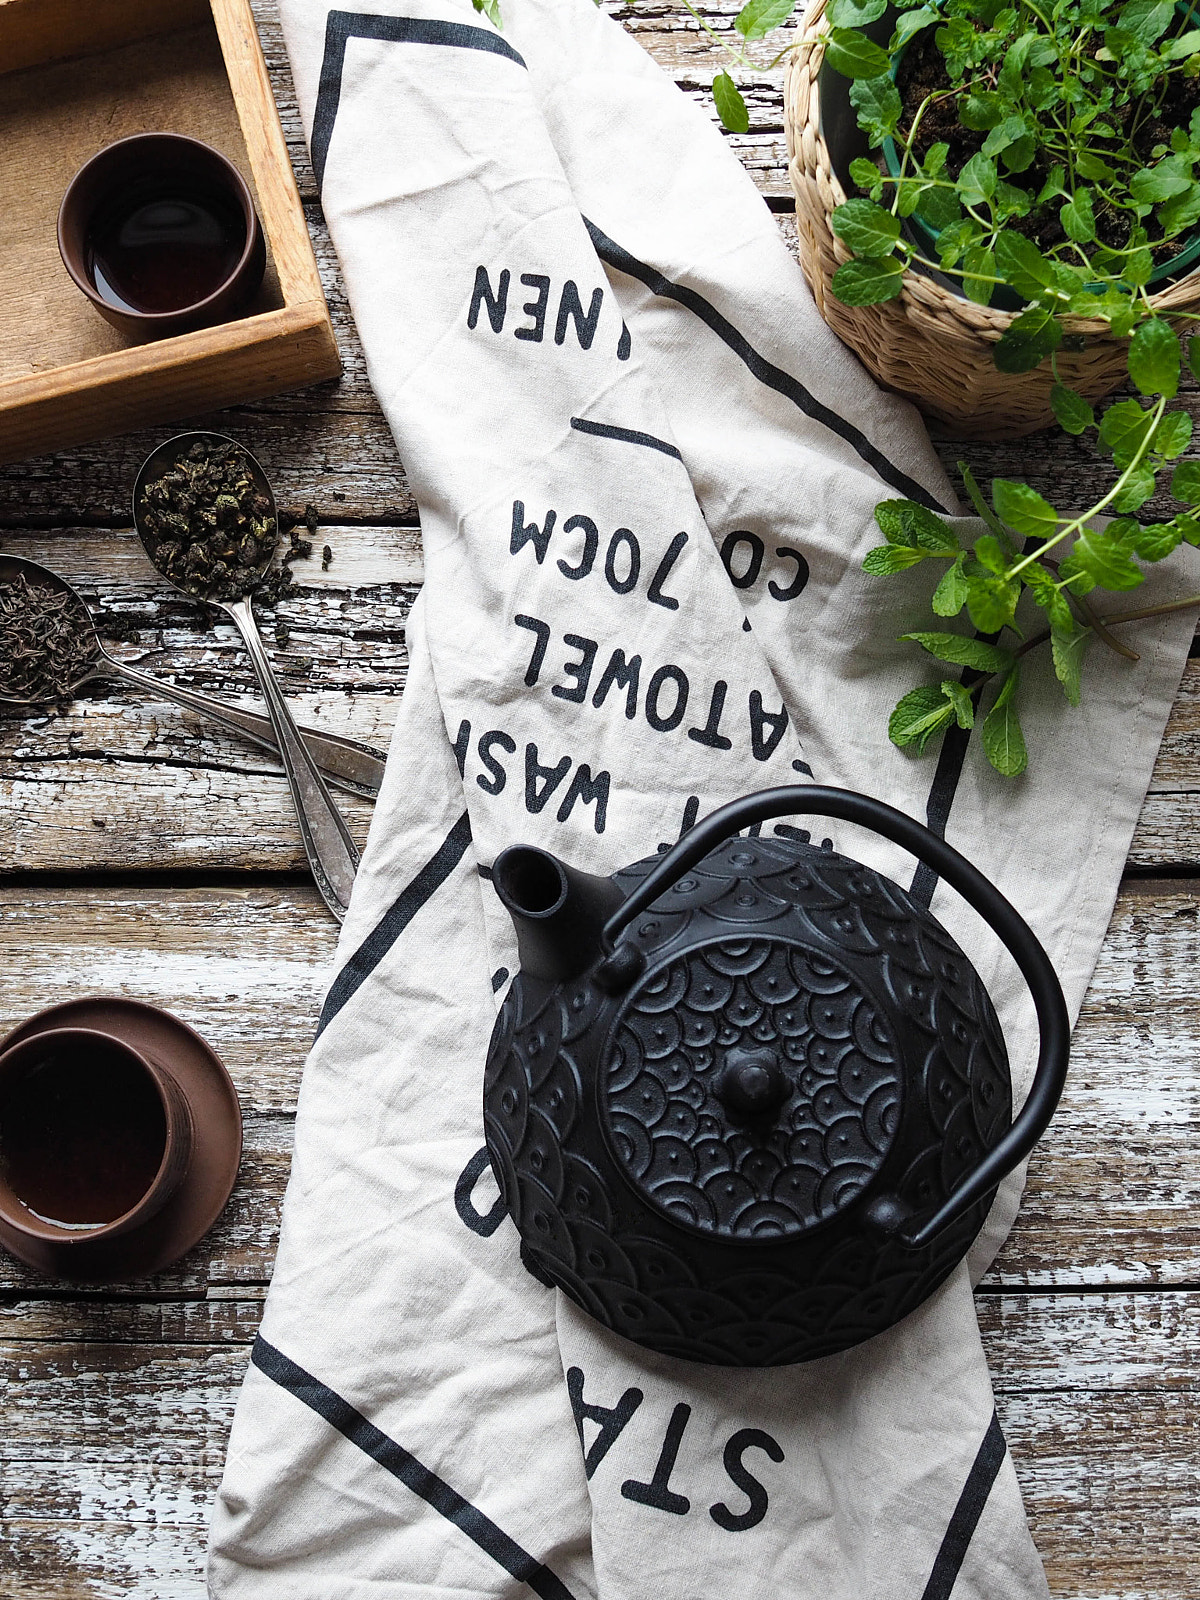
{"left": 85, "top": 182, "right": 246, "bottom": 315}
{"left": 0, "top": 1041, "right": 166, "bottom": 1228}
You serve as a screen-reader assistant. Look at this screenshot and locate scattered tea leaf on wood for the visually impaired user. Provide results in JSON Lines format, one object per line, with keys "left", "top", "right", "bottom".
{"left": 137, "top": 439, "right": 277, "bottom": 602}
{"left": 0, "top": 573, "right": 96, "bottom": 702}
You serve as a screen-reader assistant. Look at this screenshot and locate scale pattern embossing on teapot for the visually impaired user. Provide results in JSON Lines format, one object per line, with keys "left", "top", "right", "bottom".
{"left": 484, "top": 787, "right": 1069, "bottom": 1367}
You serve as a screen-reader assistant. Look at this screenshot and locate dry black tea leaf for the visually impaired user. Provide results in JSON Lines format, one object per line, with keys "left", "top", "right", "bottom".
{"left": 0, "top": 573, "right": 96, "bottom": 702}
{"left": 136, "top": 438, "right": 278, "bottom": 603}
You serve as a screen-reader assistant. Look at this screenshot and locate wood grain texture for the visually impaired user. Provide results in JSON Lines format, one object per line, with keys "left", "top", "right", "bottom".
{"left": 1, "top": 0, "right": 1198, "bottom": 1594}
{"left": 1, "top": 1293, "right": 1198, "bottom": 1597}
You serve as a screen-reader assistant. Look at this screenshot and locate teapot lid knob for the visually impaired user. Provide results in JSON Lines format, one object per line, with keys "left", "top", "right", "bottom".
{"left": 714, "top": 1049, "right": 790, "bottom": 1121}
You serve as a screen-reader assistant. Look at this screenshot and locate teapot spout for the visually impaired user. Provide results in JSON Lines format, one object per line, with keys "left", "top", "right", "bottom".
{"left": 492, "top": 845, "right": 625, "bottom": 983}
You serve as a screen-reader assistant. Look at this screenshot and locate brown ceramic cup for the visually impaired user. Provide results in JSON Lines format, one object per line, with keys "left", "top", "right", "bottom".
{"left": 0, "top": 1027, "right": 194, "bottom": 1248}
{"left": 57, "top": 132, "right": 266, "bottom": 340}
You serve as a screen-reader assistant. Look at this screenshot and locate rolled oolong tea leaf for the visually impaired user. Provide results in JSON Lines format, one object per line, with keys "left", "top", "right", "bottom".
{"left": 0, "top": 572, "right": 97, "bottom": 702}
{"left": 137, "top": 439, "right": 278, "bottom": 602}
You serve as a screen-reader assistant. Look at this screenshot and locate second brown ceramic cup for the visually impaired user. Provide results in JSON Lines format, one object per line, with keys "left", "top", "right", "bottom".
{"left": 57, "top": 132, "right": 266, "bottom": 340}
{"left": 0, "top": 1027, "right": 193, "bottom": 1249}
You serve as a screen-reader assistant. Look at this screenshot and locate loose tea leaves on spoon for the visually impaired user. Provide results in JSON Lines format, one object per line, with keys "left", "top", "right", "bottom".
{"left": 0, "top": 572, "right": 96, "bottom": 702}
{"left": 136, "top": 438, "right": 278, "bottom": 602}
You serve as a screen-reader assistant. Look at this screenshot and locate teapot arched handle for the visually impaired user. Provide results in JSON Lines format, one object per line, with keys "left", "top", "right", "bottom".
{"left": 601, "top": 785, "right": 1070, "bottom": 1251}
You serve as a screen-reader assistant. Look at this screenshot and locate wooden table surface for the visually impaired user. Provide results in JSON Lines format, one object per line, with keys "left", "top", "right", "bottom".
{"left": 1, "top": 3, "right": 1198, "bottom": 1595}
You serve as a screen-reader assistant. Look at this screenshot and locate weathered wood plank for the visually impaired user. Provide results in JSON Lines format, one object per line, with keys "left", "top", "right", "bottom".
{"left": 2, "top": 516, "right": 1200, "bottom": 872}
{"left": 1, "top": 1294, "right": 1199, "bottom": 1596}
{"left": 0, "top": 881, "right": 1199, "bottom": 1296}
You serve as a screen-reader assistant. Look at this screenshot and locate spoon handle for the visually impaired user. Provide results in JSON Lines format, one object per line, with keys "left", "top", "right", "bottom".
{"left": 99, "top": 649, "right": 386, "bottom": 797}
{"left": 223, "top": 595, "right": 361, "bottom": 922}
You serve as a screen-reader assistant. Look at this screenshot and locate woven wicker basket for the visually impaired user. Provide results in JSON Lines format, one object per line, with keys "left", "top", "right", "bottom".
{"left": 784, "top": 2, "right": 1200, "bottom": 439}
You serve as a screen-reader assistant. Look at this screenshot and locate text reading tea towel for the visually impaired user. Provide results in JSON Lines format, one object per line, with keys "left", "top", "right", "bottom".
{"left": 207, "top": 2, "right": 1194, "bottom": 1597}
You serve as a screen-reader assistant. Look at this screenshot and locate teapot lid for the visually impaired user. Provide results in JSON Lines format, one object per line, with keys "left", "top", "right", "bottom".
{"left": 603, "top": 934, "right": 902, "bottom": 1242}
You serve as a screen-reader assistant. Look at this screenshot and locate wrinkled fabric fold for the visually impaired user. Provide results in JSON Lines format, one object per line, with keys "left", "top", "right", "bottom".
{"left": 207, "top": 2, "right": 1193, "bottom": 1594}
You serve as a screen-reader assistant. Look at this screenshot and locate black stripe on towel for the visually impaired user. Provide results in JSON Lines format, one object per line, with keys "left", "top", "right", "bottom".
{"left": 316, "top": 811, "right": 473, "bottom": 1038}
{"left": 252, "top": 1337, "right": 580, "bottom": 1600}
{"left": 570, "top": 416, "right": 683, "bottom": 460}
{"left": 908, "top": 722, "right": 972, "bottom": 911}
{"left": 919, "top": 1410, "right": 1007, "bottom": 1600}
{"left": 311, "top": 11, "right": 527, "bottom": 189}
{"left": 581, "top": 217, "right": 948, "bottom": 515}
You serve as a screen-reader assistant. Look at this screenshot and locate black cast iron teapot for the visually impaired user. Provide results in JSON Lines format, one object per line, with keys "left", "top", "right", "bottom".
{"left": 483, "top": 787, "right": 1069, "bottom": 1366}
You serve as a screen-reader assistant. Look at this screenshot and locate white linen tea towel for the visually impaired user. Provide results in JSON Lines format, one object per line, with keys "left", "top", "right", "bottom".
{"left": 207, "top": 2, "right": 1196, "bottom": 1595}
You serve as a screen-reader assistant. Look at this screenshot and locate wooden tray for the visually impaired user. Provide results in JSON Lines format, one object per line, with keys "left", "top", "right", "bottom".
{"left": 0, "top": 0, "right": 341, "bottom": 465}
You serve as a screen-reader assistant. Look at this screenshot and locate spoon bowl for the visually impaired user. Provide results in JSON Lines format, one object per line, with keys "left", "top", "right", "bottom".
{"left": 0, "top": 552, "right": 384, "bottom": 798}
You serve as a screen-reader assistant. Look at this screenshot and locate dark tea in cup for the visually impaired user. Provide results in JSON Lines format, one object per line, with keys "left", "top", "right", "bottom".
{"left": 0, "top": 1027, "right": 191, "bottom": 1243}
{"left": 57, "top": 133, "right": 266, "bottom": 340}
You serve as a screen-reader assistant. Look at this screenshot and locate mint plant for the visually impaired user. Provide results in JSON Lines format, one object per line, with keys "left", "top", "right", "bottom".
{"left": 826, "top": 0, "right": 1200, "bottom": 776}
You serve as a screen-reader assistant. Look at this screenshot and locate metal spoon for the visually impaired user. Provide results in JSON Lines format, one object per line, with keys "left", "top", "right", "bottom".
{"left": 133, "top": 432, "right": 361, "bottom": 923}
{"left": 0, "top": 553, "right": 386, "bottom": 799}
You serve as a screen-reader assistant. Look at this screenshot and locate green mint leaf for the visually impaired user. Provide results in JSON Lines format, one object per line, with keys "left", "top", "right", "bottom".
{"left": 831, "top": 256, "right": 906, "bottom": 305}
{"left": 1117, "top": 0, "right": 1175, "bottom": 45}
{"left": 992, "top": 479, "right": 1058, "bottom": 540}
{"left": 1070, "top": 525, "right": 1146, "bottom": 588}
{"left": 824, "top": 28, "right": 891, "bottom": 76}
{"left": 875, "top": 499, "right": 960, "bottom": 551}
{"left": 890, "top": 5, "right": 939, "bottom": 48}
{"left": 1051, "top": 624, "right": 1089, "bottom": 706}
{"left": 1050, "top": 384, "right": 1095, "bottom": 434}
{"left": 1128, "top": 318, "right": 1180, "bottom": 398}
{"left": 862, "top": 543, "right": 927, "bottom": 574}
{"left": 1024, "top": 564, "right": 1075, "bottom": 632}
{"left": 1165, "top": 25, "right": 1200, "bottom": 56}
{"left": 1132, "top": 520, "right": 1184, "bottom": 561}
{"left": 961, "top": 245, "right": 995, "bottom": 306}
{"left": 712, "top": 72, "right": 750, "bottom": 133}
{"left": 1130, "top": 158, "right": 1192, "bottom": 204}
{"left": 1171, "top": 460, "right": 1200, "bottom": 501}
{"left": 994, "top": 305, "right": 1062, "bottom": 372}
{"left": 1076, "top": 150, "right": 1117, "bottom": 182}
{"left": 888, "top": 685, "right": 956, "bottom": 754}
{"left": 1121, "top": 247, "right": 1154, "bottom": 288}
{"left": 958, "top": 152, "right": 998, "bottom": 205}
{"left": 916, "top": 183, "right": 961, "bottom": 231}
{"left": 964, "top": 570, "right": 1021, "bottom": 632}
{"left": 1176, "top": 512, "right": 1200, "bottom": 545}
{"left": 982, "top": 114, "right": 1027, "bottom": 158}
{"left": 736, "top": 0, "right": 799, "bottom": 39}
{"left": 935, "top": 218, "right": 982, "bottom": 268}
{"left": 1110, "top": 464, "right": 1157, "bottom": 514}
{"left": 832, "top": 198, "right": 902, "bottom": 256}
{"left": 849, "top": 156, "right": 884, "bottom": 194}
{"left": 1154, "top": 410, "right": 1192, "bottom": 458}
{"left": 932, "top": 553, "right": 970, "bottom": 616}
{"left": 1098, "top": 397, "right": 1156, "bottom": 467}
{"left": 974, "top": 533, "right": 1008, "bottom": 574}
{"left": 960, "top": 91, "right": 1005, "bottom": 131}
{"left": 994, "top": 230, "right": 1054, "bottom": 296}
{"left": 982, "top": 682, "right": 1028, "bottom": 777}
{"left": 472, "top": 0, "right": 502, "bottom": 23}
{"left": 1061, "top": 188, "right": 1097, "bottom": 243}
{"left": 900, "top": 631, "right": 1017, "bottom": 672}
{"left": 849, "top": 76, "right": 902, "bottom": 143}
{"left": 941, "top": 679, "right": 976, "bottom": 729}
{"left": 827, "top": 0, "right": 885, "bottom": 22}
